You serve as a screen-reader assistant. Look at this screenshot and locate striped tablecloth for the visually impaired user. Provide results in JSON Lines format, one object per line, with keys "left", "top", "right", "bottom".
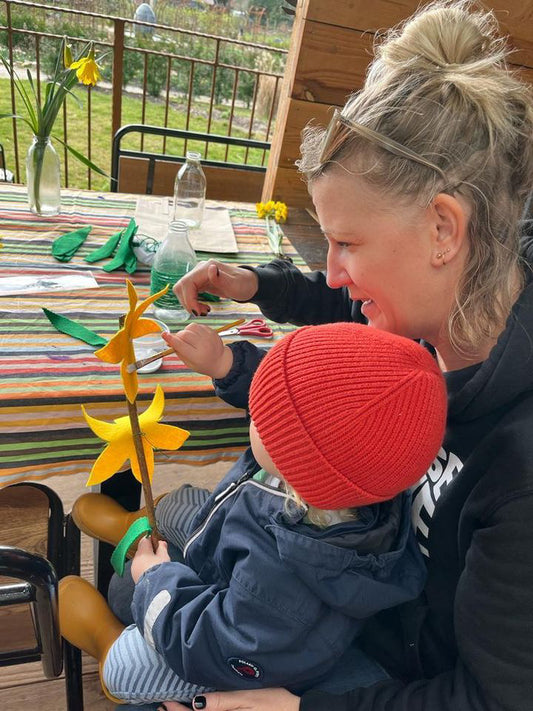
{"left": 0, "top": 185, "right": 305, "bottom": 486}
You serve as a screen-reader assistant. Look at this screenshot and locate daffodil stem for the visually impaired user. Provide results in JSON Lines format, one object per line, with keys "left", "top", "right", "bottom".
{"left": 127, "top": 398, "right": 159, "bottom": 551}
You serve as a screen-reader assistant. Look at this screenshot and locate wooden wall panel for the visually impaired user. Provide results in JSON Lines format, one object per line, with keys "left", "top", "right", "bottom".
{"left": 292, "top": 23, "right": 374, "bottom": 105}
{"left": 276, "top": 99, "right": 332, "bottom": 169}
{"left": 305, "top": 0, "right": 533, "bottom": 66}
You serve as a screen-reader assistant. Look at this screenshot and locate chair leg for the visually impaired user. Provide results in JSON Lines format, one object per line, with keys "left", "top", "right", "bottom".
{"left": 65, "top": 641, "right": 84, "bottom": 711}
{"left": 63, "top": 513, "right": 84, "bottom": 709}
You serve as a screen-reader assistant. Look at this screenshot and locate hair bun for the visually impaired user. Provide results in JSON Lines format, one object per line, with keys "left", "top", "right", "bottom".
{"left": 377, "top": 0, "right": 506, "bottom": 74}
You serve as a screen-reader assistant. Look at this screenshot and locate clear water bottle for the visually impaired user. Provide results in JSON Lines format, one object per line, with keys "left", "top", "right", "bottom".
{"left": 150, "top": 220, "right": 197, "bottom": 324}
{"left": 173, "top": 151, "right": 206, "bottom": 228}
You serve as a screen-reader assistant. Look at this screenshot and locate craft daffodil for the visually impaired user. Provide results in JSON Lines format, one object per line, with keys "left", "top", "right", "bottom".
{"left": 94, "top": 279, "right": 168, "bottom": 402}
{"left": 82, "top": 385, "right": 190, "bottom": 486}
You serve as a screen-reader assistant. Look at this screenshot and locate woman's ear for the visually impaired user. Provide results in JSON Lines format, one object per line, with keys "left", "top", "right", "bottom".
{"left": 429, "top": 192, "right": 469, "bottom": 267}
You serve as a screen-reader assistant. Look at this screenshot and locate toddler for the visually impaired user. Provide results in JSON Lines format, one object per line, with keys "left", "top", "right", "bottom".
{"left": 60, "top": 322, "right": 446, "bottom": 705}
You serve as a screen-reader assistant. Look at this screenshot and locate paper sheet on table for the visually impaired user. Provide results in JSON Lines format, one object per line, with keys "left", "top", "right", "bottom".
{"left": 0, "top": 270, "right": 99, "bottom": 296}
{"left": 134, "top": 196, "right": 238, "bottom": 254}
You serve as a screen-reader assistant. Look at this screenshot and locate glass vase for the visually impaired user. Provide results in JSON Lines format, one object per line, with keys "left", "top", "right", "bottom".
{"left": 26, "top": 136, "right": 61, "bottom": 216}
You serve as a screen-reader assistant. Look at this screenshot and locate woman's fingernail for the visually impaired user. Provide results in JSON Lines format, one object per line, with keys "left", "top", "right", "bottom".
{"left": 191, "top": 309, "right": 198, "bottom": 317}
{"left": 194, "top": 696, "right": 207, "bottom": 710}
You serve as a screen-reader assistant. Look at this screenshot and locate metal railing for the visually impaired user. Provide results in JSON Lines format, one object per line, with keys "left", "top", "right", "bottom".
{"left": 0, "top": 0, "right": 287, "bottom": 190}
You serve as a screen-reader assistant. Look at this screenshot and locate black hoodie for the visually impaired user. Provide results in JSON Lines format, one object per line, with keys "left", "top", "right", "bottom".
{"left": 247, "top": 238, "right": 533, "bottom": 710}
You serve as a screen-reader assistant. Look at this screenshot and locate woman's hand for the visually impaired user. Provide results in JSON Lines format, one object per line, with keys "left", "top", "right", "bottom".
{"left": 174, "top": 259, "right": 259, "bottom": 316}
{"left": 158, "top": 689, "right": 300, "bottom": 711}
{"left": 162, "top": 323, "right": 234, "bottom": 379}
{"left": 131, "top": 537, "right": 170, "bottom": 584}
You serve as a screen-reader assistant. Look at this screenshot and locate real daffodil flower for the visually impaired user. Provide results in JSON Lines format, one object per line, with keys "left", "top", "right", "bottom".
{"left": 69, "top": 43, "right": 101, "bottom": 86}
{"left": 95, "top": 280, "right": 168, "bottom": 403}
{"left": 82, "top": 385, "right": 190, "bottom": 486}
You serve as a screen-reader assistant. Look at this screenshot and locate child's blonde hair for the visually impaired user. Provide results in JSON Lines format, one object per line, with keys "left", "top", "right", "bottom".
{"left": 283, "top": 481, "right": 357, "bottom": 528}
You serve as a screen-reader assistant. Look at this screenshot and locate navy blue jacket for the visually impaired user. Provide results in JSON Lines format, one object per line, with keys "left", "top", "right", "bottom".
{"left": 131, "top": 347, "right": 426, "bottom": 694}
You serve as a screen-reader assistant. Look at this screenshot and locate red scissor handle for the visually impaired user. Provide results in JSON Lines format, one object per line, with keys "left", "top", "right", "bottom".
{"left": 237, "top": 319, "right": 273, "bottom": 338}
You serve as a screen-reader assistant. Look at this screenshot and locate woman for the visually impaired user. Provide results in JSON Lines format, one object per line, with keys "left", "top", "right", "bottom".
{"left": 164, "top": 2, "right": 533, "bottom": 710}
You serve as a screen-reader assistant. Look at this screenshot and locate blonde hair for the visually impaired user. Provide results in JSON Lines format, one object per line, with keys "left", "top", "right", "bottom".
{"left": 283, "top": 481, "right": 357, "bottom": 528}
{"left": 298, "top": 0, "right": 533, "bottom": 355}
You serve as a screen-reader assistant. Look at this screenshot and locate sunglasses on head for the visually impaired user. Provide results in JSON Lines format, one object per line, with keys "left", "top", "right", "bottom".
{"left": 318, "top": 108, "right": 450, "bottom": 184}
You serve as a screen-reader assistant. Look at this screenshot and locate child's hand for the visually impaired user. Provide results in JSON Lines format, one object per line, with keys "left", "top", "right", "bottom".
{"left": 162, "top": 323, "right": 234, "bottom": 379}
{"left": 131, "top": 537, "right": 170, "bottom": 584}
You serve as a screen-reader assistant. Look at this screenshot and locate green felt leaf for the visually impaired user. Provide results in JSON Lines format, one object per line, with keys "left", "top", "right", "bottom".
{"left": 42, "top": 307, "right": 107, "bottom": 347}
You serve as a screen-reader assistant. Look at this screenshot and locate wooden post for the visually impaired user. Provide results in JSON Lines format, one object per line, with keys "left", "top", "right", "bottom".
{"left": 112, "top": 18, "right": 125, "bottom": 145}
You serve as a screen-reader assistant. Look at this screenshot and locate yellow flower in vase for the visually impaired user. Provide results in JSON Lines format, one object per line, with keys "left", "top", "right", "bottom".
{"left": 68, "top": 45, "right": 102, "bottom": 87}
{"left": 1, "top": 37, "right": 107, "bottom": 215}
{"left": 256, "top": 201, "right": 289, "bottom": 258}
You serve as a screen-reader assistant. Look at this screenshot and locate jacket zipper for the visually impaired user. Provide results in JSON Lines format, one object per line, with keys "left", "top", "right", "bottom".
{"left": 182, "top": 471, "right": 289, "bottom": 557}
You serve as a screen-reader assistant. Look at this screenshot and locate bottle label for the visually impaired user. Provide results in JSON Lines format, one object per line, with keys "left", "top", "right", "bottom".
{"left": 150, "top": 268, "right": 188, "bottom": 308}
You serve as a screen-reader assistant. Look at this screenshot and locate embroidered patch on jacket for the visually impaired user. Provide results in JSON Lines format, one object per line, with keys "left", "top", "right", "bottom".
{"left": 227, "top": 657, "right": 263, "bottom": 680}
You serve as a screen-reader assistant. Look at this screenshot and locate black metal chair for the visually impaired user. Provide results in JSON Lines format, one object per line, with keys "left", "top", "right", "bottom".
{"left": 0, "top": 143, "right": 14, "bottom": 183}
{"left": 111, "top": 123, "right": 270, "bottom": 201}
{"left": 0, "top": 482, "right": 83, "bottom": 710}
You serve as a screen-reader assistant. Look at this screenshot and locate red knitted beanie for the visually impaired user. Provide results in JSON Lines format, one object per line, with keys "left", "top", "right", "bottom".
{"left": 249, "top": 323, "right": 447, "bottom": 509}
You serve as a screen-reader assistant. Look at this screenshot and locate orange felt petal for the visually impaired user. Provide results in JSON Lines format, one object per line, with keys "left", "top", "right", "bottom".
{"left": 121, "top": 357, "right": 138, "bottom": 404}
{"left": 95, "top": 329, "right": 126, "bottom": 363}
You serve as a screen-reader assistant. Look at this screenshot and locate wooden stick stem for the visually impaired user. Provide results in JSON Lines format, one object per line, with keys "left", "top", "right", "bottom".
{"left": 126, "top": 398, "right": 159, "bottom": 551}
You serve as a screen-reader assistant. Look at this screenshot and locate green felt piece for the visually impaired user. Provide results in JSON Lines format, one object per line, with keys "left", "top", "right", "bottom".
{"left": 111, "top": 516, "right": 152, "bottom": 576}
{"left": 42, "top": 307, "right": 108, "bottom": 347}
{"left": 84, "top": 229, "right": 123, "bottom": 263}
{"left": 51, "top": 226, "right": 92, "bottom": 262}
{"left": 103, "top": 218, "right": 138, "bottom": 273}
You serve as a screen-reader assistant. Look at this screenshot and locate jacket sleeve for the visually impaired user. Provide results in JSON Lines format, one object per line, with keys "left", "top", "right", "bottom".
{"left": 244, "top": 261, "right": 363, "bottom": 325}
{"left": 300, "top": 493, "right": 533, "bottom": 711}
{"left": 213, "top": 340, "right": 267, "bottom": 410}
{"left": 132, "top": 559, "right": 358, "bottom": 692}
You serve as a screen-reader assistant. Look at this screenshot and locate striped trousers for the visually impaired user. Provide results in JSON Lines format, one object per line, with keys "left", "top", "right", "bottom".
{"left": 103, "top": 484, "right": 214, "bottom": 704}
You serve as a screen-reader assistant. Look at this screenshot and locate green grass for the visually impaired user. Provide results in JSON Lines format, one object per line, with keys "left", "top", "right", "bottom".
{"left": 0, "top": 79, "right": 270, "bottom": 191}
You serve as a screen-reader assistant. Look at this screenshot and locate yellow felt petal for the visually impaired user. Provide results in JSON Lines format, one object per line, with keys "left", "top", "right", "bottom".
{"left": 139, "top": 384, "right": 165, "bottom": 425}
{"left": 130, "top": 437, "right": 155, "bottom": 484}
{"left": 126, "top": 280, "right": 138, "bottom": 311}
{"left": 95, "top": 330, "right": 126, "bottom": 363}
{"left": 82, "top": 406, "right": 117, "bottom": 442}
{"left": 121, "top": 357, "right": 138, "bottom": 404}
{"left": 131, "top": 317, "right": 163, "bottom": 339}
{"left": 133, "top": 285, "right": 169, "bottom": 320}
{"left": 86, "top": 441, "right": 129, "bottom": 486}
{"left": 145, "top": 422, "right": 190, "bottom": 451}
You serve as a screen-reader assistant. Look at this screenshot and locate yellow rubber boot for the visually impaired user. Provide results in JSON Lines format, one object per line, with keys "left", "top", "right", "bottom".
{"left": 72, "top": 492, "right": 167, "bottom": 550}
{"left": 59, "top": 575, "right": 125, "bottom": 704}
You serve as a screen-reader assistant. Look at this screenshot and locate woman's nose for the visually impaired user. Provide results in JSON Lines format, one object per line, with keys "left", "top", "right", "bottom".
{"left": 326, "top": 251, "right": 348, "bottom": 289}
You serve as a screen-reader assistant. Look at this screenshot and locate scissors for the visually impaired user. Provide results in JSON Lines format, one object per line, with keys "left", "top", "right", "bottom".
{"left": 218, "top": 318, "right": 273, "bottom": 339}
